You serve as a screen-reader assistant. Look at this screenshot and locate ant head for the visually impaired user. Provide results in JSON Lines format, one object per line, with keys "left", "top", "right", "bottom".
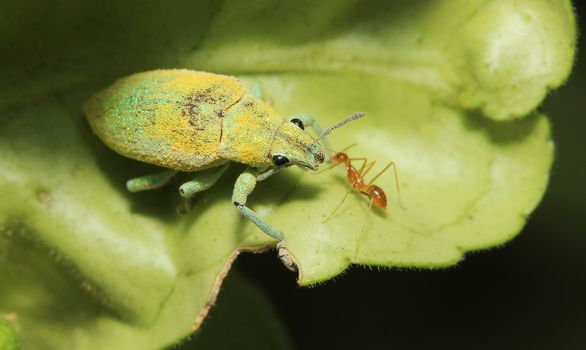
{"left": 332, "top": 152, "right": 349, "bottom": 164}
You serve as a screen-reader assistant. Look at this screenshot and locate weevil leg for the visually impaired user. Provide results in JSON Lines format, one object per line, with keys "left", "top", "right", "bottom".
{"left": 277, "top": 240, "right": 298, "bottom": 272}
{"left": 232, "top": 168, "right": 284, "bottom": 241}
{"left": 179, "top": 163, "right": 229, "bottom": 198}
{"left": 251, "top": 83, "right": 275, "bottom": 105}
{"left": 250, "top": 83, "right": 263, "bottom": 100}
{"left": 233, "top": 168, "right": 300, "bottom": 270}
{"left": 126, "top": 169, "right": 178, "bottom": 192}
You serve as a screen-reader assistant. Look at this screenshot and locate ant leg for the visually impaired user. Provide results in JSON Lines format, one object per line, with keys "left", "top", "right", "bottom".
{"left": 316, "top": 161, "right": 343, "bottom": 174}
{"left": 358, "top": 160, "right": 377, "bottom": 178}
{"left": 316, "top": 155, "right": 364, "bottom": 175}
{"left": 326, "top": 143, "right": 357, "bottom": 160}
{"left": 338, "top": 143, "right": 357, "bottom": 153}
{"left": 354, "top": 198, "right": 374, "bottom": 262}
{"left": 322, "top": 186, "right": 353, "bottom": 223}
{"left": 367, "top": 161, "right": 404, "bottom": 209}
{"left": 348, "top": 157, "right": 369, "bottom": 173}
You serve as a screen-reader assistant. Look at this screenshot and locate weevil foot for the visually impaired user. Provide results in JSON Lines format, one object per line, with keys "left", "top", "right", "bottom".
{"left": 277, "top": 241, "right": 297, "bottom": 272}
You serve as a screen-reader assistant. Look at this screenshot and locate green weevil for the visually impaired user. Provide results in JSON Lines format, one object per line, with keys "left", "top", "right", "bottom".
{"left": 84, "top": 69, "right": 363, "bottom": 268}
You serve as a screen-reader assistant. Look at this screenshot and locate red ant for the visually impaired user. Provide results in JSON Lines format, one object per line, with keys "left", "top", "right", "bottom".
{"left": 320, "top": 146, "right": 403, "bottom": 260}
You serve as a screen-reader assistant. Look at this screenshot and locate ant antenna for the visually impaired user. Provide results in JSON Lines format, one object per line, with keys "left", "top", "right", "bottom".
{"left": 324, "top": 143, "right": 357, "bottom": 155}
{"left": 319, "top": 112, "right": 365, "bottom": 139}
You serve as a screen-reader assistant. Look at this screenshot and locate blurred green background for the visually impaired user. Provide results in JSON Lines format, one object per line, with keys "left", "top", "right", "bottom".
{"left": 200, "top": 5, "right": 586, "bottom": 350}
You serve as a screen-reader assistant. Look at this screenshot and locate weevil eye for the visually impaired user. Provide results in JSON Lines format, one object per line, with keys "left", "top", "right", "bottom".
{"left": 271, "top": 154, "right": 290, "bottom": 167}
{"left": 290, "top": 118, "right": 305, "bottom": 130}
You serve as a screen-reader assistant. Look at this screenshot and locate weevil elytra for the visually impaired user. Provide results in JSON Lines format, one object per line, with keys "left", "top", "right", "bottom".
{"left": 84, "top": 69, "right": 363, "bottom": 269}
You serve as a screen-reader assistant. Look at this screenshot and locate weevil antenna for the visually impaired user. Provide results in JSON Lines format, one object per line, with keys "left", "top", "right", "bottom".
{"left": 319, "top": 112, "right": 366, "bottom": 139}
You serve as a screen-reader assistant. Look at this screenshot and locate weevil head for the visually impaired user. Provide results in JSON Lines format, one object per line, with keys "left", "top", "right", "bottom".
{"left": 268, "top": 118, "right": 326, "bottom": 170}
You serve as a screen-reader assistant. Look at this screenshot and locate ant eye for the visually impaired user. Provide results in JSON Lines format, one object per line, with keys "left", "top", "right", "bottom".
{"left": 271, "top": 154, "right": 290, "bottom": 167}
{"left": 290, "top": 118, "right": 305, "bottom": 130}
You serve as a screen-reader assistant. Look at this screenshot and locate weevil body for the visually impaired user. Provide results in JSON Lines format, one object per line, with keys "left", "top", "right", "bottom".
{"left": 84, "top": 70, "right": 325, "bottom": 173}
{"left": 85, "top": 69, "right": 363, "bottom": 269}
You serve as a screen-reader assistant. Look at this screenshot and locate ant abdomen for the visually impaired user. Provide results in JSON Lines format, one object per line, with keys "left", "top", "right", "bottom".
{"left": 368, "top": 185, "right": 387, "bottom": 209}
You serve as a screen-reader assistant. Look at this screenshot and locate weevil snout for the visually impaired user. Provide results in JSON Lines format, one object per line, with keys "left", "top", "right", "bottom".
{"left": 300, "top": 141, "right": 326, "bottom": 170}
{"left": 302, "top": 151, "right": 325, "bottom": 170}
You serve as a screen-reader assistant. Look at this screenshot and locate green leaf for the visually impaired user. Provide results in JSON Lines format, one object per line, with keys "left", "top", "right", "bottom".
{"left": 0, "top": 314, "right": 21, "bottom": 350}
{"left": 0, "top": 0, "right": 575, "bottom": 349}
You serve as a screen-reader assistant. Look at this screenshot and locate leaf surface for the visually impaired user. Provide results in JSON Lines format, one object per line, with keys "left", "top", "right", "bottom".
{"left": 0, "top": 0, "right": 575, "bottom": 348}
